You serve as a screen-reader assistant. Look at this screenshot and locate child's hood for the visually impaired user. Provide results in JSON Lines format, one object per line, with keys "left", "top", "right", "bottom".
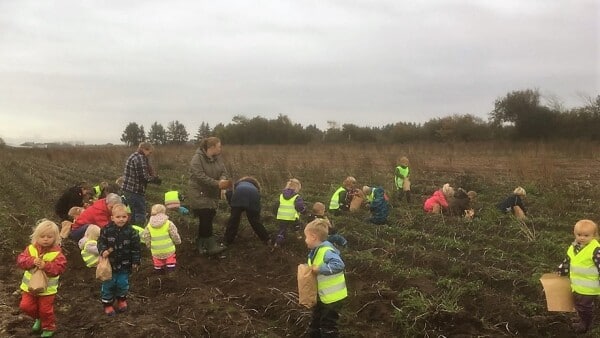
{"left": 281, "top": 188, "right": 298, "bottom": 199}
{"left": 149, "top": 213, "right": 169, "bottom": 228}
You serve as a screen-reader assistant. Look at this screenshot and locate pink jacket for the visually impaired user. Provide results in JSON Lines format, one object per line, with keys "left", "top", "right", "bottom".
{"left": 72, "top": 198, "right": 111, "bottom": 231}
{"left": 423, "top": 190, "right": 449, "bottom": 212}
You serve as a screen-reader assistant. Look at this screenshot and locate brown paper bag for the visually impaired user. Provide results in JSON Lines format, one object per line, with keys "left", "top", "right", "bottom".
{"left": 297, "top": 264, "right": 317, "bottom": 308}
{"left": 539, "top": 273, "right": 575, "bottom": 312}
{"left": 28, "top": 268, "right": 48, "bottom": 294}
{"left": 349, "top": 195, "right": 364, "bottom": 212}
{"left": 96, "top": 257, "right": 112, "bottom": 281}
{"left": 60, "top": 220, "right": 72, "bottom": 239}
{"left": 402, "top": 178, "right": 411, "bottom": 191}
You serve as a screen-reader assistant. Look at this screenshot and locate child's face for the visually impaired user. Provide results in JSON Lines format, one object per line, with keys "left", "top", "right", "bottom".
{"left": 38, "top": 231, "right": 56, "bottom": 248}
{"left": 111, "top": 211, "right": 129, "bottom": 227}
{"left": 574, "top": 224, "right": 596, "bottom": 246}
{"left": 304, "top": 228, "right": 320, "bottom": 249}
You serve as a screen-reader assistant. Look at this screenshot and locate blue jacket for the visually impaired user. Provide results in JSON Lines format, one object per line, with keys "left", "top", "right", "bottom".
{"left": 229, "top": 180, "right": 261, "bottom": 212}
{"left": 308, "top": 241, "right": 345, "bottom": 275}
{"left": 368, "top": 187, "right": 389, "bottom": 224}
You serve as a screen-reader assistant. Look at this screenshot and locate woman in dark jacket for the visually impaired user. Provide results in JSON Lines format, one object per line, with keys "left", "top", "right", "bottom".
{"left": 188, "top": 137, "right": 230, "bottom": 255}
{"left": 223, "top": 177, "right": 270, "bottom": 245}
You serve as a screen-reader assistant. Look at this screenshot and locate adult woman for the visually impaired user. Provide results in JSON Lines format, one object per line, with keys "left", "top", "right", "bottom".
{"left": 223, "top": 176, "right": 270, "bottom": 245}
{"left": 188, "top": 137, "right": 230, "bottom": 256}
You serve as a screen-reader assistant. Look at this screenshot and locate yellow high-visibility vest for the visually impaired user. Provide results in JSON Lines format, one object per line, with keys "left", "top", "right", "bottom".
{"left": 395, "top": 166, "right": 410, "bottom": 189}
{"left": 308, "top": 246, "right": 348, "bottom": 304}
{"left": 329, "top": 187, "right": 346, "bottom": 210}
{"left": 568, "top": 239, "right": 600, "bottom": 295}
{"left": 276, "top": 194, "right": 299, "bottom": 221}
{"left": 20, "top": 245, "right": 60, "bottom": 295}
{"left": 80, "top": 239, "right": 99, "bottom": 267}
{"left": 148, "top": 221, "right": 176, "bottom": 256}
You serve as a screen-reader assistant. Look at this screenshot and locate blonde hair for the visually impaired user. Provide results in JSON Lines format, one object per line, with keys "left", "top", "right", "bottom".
{"left": 31, "top": 219, "right": 61, "bottom": 246}
{"left": 399, "top": 156, "right": 409, "bottom": 166}
{"left": 304, "top": 218, "right": 329, "bottom": 241}
{"left": 84, "top": 224, "right": 101, "bottom": 241}
{"left": 442, "top": 183, "right": 454, "bottom": 197}
{"left": 513, "top": 186, "right": 526, "bottom": 196}
{"left": 111, "top": 203, "right": 129, "bottom": 216}
{"left": 312, "top": 202, "right": 326, "bottom": 216}
{"left": 151, "top": 204, "right": 167, "bottom": 216}
{"left": 138, "top": 142, "right": 154, "bottom": 152}
{"left": 574, "top": 219, "right": 599, "bottom": 238}
{"left": 467, "top": 191, "right": 477, "bottom": 200}
{"left": 68, "top": 206, "right": 84, "bottom": 219}
{"left": 342, "top": 176, "right": 356, "bottom": 189}
{"left": 362, "top": 185, "right": 372, "bottom": 195}
{"left": 285, "top": 178, "right": 302, "bottom": 193}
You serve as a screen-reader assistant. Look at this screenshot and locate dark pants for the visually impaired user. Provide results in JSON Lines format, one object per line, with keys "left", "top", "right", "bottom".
{"left": 124, "top": 191, "right": 146, "bottom": 226}
{"left": 224, "top": 207, "right": 269, "bottom": 244}
{"left": 193, "top": 208, "right": 216, "bottom": 238}
{"left": 275, "top": 220, "right": 300, "bottom": 245}
{"left": 573, "top": 292, "right": 596, "bottom": 330}
{"left": 69, "top": 224, "right": 89, "bottom": 242}
{"left": 309, "top": 300, "right": 344, "bottom": 338}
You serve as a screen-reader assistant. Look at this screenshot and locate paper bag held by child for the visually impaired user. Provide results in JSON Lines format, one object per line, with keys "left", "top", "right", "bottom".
{"left": 297, "top": 264, "right": 317, "bottom": 308}
{"left": 28, "top": 268, "right": 48, "bottom": 294}
{"left": 96, "top": 257, "right": 112, "bottom": 281}
{"left": 539, "top": 273, "right": 575, "bottom": 312}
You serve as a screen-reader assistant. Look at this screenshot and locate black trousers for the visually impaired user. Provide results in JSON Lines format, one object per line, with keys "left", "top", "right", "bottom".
{"left": 224, "top": 207, "right": 269, "bottom": 244}
{"left": 573, "top": 292, "right": 596, "bottom": 329}
{"left": 309, "top": 300, "right": 344, "bottom": 338}
{"left": 193, "top": 208, "right": 216, "bottom": 238}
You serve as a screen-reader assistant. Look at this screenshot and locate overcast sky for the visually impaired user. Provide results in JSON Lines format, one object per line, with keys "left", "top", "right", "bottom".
{"left": 0, "top": 0, "right": 598, "bottom": 145}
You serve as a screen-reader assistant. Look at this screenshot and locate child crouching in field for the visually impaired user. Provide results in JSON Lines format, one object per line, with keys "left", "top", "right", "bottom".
{"left": 304, "top": 218, "right": 348, "bottom": 337}
{"left": 310, "top": 202, "right": 347, "bottom": 248}
{"left": 557, "top": 219, "right": 600, "bottom": 334}
{"left": 78, "top": 224, "right": 100, "bottom": 268}
{"left": 17, "top": 220, "right": 67, "bottom": 337}
{"left": 274, "top": 178, "right": 306, "bottom": 248}
{"left": 98, "top": 204, "right": 141, "bottom": 316}
{"left": 141, "top": 204, "right": 182, "bottom": 273}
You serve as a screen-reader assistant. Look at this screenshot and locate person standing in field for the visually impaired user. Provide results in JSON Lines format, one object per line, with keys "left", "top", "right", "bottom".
{"left": 122, "top": 142, "right": 162, "bottom": 229}
{"left": 423, "top": 183, "right": 454, "bottom": 214}
{"left": 17, "top": 220, "right": 67, "bottom": 337}
{"left": 328, "top": 176, "right": 358, "bottom": 216}
{"left": 394, "top": 156, "right": 411, "bottom": 203}
{"left": 557, "top": 219, "right": 600, "bottom": 334}
{"left": 188, "top": 137, "right": 230, "bottom": 256}
{"left": 54, "top": 182, "right": 92, "bottom": 221}
{"left": 141, "top": 204, "right": 182, "bottom": 273}
{"left": 497, "top": 186, "right": 527, "bottom": 220}
{"left": 274, "top": 178, "right": 306, "bottom": 248}
{"left": 223, "top": 176, "right": 270, "bottom": 246}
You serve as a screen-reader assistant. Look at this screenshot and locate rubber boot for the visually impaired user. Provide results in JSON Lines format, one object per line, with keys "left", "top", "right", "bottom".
{"left": 205, "top": 236, "right": 226, "bottom": 256}
{"left": 197, "top": 237, "right": 208, "bottom": 255}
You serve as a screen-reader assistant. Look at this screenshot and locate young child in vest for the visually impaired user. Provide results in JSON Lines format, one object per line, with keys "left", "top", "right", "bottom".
{"left": 97, "top": 204, "right": 141, "bottom": 316}
{"left": 164, "top": 190, "right": 190, "bottom": 215}
{"left": 394, "top": 156, "right": 411, "bottom": 203}
{"left": 310, "top": 202, "right": 348, "bottom": 248}
{"left": 141, "top": 204, "right": 182, "bottom": 273}
{"left": 60, "top": 206, "right": 84, "bottom": 240}
{"left": 273, "top": 178, "right": 306, "bottom": 248}
{"left": 557, "top": 219, "right": 600, "bottom": 334}
{"left": 304, "top": 218, "right": 348, "bottom": 337}
{"left": 17, "top": 219, "right": 67, "bottom": 337}
{"left": 78, "top": 224, "right": 100, "bottom": 268}
{"left": 361, "top": 185, "right": 390, "bottom": 225}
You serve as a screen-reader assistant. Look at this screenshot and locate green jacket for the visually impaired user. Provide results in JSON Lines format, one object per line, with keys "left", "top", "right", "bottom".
{"left": 188, "top": 148, "right": 228, "bottom": 210}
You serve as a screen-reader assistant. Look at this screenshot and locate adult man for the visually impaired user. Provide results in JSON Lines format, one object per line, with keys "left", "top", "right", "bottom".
{"left": 122, "top": 142, "right": 161, "bottom": 227}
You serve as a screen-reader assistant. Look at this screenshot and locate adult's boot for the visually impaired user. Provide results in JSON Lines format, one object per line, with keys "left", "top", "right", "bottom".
{"left": 205, "top": 236, "right": 226, "bottom": 256}
{"left": 197, "top": 237, "right": 208, "bottom": 255}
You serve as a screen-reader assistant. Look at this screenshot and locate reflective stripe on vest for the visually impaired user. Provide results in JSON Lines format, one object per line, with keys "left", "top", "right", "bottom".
{"left": 277, "top": 194, "right": 299, "bottom": 221}
{"left": 395, "top": 166, "right": 409, "bottom": 189}
{"left": 366, "top": 190, "right": 375, "bottom": 203}
{"left": 308, "top": 246, "right": 348, "bottom": 304}
{"left": 568, "top": 239, "right": 600, "bottom": 295}
{"left": 164, "top": 191, "right": 181, "bottom": 209}
{"left": 148, "top": 221, "right": 175, "bottom": 256}
{"left": 20, "top": 245, "right": 60, "bottom": 295}
{"left": 93, "top": 185, "right": 101, "bottom": 198}
{"left": 329, "top": 187, "right": 346, "bottom": 210}
{"left": 80, "top": 239, "right": 99, "bottom": 267}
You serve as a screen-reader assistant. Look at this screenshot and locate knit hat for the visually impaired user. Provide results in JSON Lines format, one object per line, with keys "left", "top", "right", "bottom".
{"left": 513, "top": 186, "right": 526, "bottom": 196}
{"left": 399, "top": 156, "right": 409, "bottom": 167}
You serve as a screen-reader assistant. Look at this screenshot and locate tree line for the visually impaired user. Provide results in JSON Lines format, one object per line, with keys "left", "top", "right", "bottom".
{"left": 120, "top": 89, "right": 600, "bottom": 146}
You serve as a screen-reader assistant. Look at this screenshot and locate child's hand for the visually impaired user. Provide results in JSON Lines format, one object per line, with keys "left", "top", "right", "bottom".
{"left": 311, "top": 265, "right": 320, "bottom": 275}
{"left": 102, "top": 248, "right": 112, "bottom": 258}
{"left": 34, "top": 258, "right": 45, "bottom": 269}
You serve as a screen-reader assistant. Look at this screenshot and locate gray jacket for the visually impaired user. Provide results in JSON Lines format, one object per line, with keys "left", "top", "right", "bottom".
{"left": 188, "top": 148, "right": 228, "bottom": 210}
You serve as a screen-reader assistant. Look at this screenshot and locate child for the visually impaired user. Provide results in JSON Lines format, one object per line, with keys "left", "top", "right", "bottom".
{"left": 78, "top": 224, "right": 100, "bottom": 268}
{"left": 17, "top": 219, "right": 67, "bottom": 337}
{"left": 557, "top": 219, "right": 600, "bottom": 334}
{"left": 497, "top": 186, "right": 527, "bottom": 220}
{"left": 97, "top": 204, "right": 141, "bottom": 316}
{"left": 304, "top": 218, "right": 348, "bottom": 337}
{"left": 394, "top": 156, "right": 411, "bottom": 203}
{"left": 141, "top": 204, "right": 182, "bottom": 273}
{"left": 362, "top": 185, "right": 390, "bottom": 225}
{"left": 60, "top": 206, "right": 84, "bottom": 239}
{"left": 328, "top": 176, "right": 358, "bottom": 215}
{"left": 164, "top": 190, "right": 190, "bottom": 214}
{"left": 274, "top": 178, "right": 306, "bottom": 248}
{"left": 424, "top": 183, "right": 454, "bottom": 214}
{"left": 310, "top": 202, "right": 348, "bottom": 247}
